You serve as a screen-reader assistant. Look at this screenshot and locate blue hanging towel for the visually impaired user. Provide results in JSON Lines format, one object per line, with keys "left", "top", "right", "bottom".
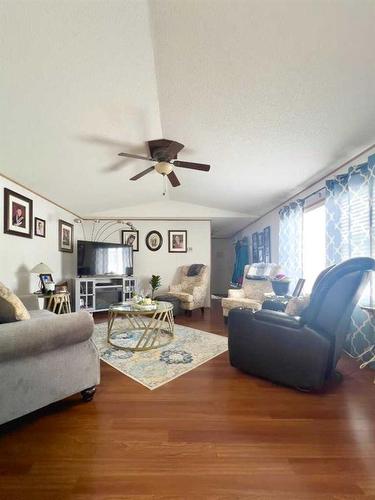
{"left": 231, "top": 239, "right": 249, "bottom": 286}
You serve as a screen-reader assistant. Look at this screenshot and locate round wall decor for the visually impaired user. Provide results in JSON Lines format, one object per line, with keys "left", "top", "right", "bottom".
{"left": 145, "top": 231, "right": 163, "bottom": 251}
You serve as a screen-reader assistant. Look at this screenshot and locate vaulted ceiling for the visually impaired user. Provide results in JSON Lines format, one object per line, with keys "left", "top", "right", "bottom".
{"left": 1, "top": 0, "right": 375, "bottom": 237}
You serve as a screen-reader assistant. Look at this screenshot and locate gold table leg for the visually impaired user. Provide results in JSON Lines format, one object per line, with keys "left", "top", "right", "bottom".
{"left": 107, "top": 307, "right": 174, "bottom": 352}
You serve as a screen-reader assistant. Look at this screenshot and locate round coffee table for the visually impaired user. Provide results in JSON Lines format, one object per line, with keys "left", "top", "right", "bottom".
{"left": 107, "top": 301, "right": 174, "bottom": 352}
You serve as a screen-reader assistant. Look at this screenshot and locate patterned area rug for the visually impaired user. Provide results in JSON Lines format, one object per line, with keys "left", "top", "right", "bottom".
{"left": 93, "top": 320, "right": 228, "bottom": 390}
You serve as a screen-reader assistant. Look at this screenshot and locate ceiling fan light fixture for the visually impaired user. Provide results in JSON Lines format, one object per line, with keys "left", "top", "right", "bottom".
{"left": 155, "top": 161, "right": 173, "bottom": 175}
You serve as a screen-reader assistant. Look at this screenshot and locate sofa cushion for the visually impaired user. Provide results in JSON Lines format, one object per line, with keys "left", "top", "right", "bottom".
{"left": 222, "top": 297, "right": 263, "bottom": 311}
{"left": 0, "top": 282, "right": 30, "bottom": 324}
{"left": 180, "top": 275, "right": 202, "bottom": 294}
{"left": 167, "top": 291, "right": 194, "bottom": 303}
{"left": 242, "top": 279, "right": 273, "bottom": 302}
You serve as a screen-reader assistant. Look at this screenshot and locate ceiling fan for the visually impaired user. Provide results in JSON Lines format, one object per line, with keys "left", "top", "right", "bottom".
{"left": 118, "top": 139, "right": 210, "bottom": 191}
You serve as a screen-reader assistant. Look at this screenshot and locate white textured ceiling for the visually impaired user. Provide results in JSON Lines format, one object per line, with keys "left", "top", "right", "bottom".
{"left": 1, "top": 0, "right": 375, "bottom": 235}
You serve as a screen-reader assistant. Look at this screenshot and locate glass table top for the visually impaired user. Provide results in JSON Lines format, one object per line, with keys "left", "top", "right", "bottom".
{"left": 109, "top": 300, "right": 173, "bottom": 313}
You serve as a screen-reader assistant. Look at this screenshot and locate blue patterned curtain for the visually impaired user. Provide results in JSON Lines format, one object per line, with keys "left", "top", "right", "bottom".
{"left": 325, "top": 153, "right": 375, "bottom": 359}
{"left": 279, "top": 200, "right": 304, "bottom": 290}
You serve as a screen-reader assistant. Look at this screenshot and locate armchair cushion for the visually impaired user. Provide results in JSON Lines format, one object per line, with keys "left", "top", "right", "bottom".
{"left": 170, "top": 284, "right": 182, "bottom": 294}
{"left": 228, "top": 289, "right": 245, "bottom": 299}
{"left": 167, "top": 291, "right": 194, "bottom": 304}
{"left": 222, "top": 297, "right": 263, "bottom": 311}
{"left": 180, "top": 275, "right": 203, "bottom": 294}
{"left": 242, "top": 278, "right": 273, "bottom": 302}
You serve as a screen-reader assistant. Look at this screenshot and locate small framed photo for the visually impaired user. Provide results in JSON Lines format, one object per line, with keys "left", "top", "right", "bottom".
{"left": 121, "top": 230, "right": 139, "bottom": 251}
{"left": 258, "top": 231, "right": 264, "bottom": 247}
{"left": 59, "top": 219, "right": 74, "bottom": 253}
{"left": 145, "top": 231, "right": 163, "bottom": 251}
{"left": 34, "top": 217, "right": 46, "bottom": 238}
{"left": 168, "top": 230, "right": 187, "bottom": 253}
{"left": 3, "top": 188, "right": 33, "bottom": 238}
{"left": 40, "top": 273, "right": 54, "bottom": 293}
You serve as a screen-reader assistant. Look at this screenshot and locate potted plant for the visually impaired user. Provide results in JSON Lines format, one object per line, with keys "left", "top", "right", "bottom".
{"left": 149, "top": 274, "right": 161, "bottom": 299}
{"left": 271, "top": 274, "right": 291, "bottom": 296}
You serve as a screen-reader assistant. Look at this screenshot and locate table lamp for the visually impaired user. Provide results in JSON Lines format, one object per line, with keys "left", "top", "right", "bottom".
{"left": 30, "top": 262, "right": 53, "bottom": 293}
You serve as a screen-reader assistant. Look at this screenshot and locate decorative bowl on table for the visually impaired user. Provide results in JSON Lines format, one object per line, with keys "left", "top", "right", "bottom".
{"left": 271, "top": 274, "right": 290, "bottom": 296}
{"left": 133, "top": 297, "right": 157, "bottom": 310}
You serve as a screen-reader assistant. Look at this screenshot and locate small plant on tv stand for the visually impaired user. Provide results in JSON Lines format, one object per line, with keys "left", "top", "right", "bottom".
{"left": 149, "top": 275, "right": 161, "bottom": 299}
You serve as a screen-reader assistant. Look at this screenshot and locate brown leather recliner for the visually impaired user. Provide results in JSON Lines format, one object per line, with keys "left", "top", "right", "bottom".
{"left": 228, "top": 257, "right": 375, "bottom": 391}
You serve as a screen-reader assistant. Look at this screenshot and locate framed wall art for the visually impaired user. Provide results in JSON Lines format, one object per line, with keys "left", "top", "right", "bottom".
{"left": 3, "top": 188, "right": 33, "bottom": 238}
{"left": 145, "top": 230, "right": 163, "bottom": 251}
{"left": 251, "top": 232, "right": 258, "bottom": 263}
{"left": 168, "top": 230, "right": 187, "bottom": 253}
{"left": 40, "top": 273, "right": 54, "bottom": 293}
{"left": 264, "top": 226, "right": 271, "bottom": 263}
{"left": 121, "top": 230, "right": 139, "bottom": 251}
{"left": 34, "top": 217, "right": 46, "bottom": 238}
{"left": 58, "top": 219, "right": 74, "bottom": 253}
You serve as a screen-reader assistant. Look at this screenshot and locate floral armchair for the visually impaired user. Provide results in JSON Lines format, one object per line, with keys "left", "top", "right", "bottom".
{"left": 167, "top": 265, "right": 209, "bottom": 315}
{"left": 222, "top": 263, "right": 280, "bottom": 322}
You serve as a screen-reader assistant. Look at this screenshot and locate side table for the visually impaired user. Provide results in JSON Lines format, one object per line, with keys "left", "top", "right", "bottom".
{"left": 35, "top": 292, "right": 72, "bottom": 314}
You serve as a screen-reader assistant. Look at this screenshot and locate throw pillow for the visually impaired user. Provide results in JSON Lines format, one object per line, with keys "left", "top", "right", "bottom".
{"left": 0, "top": 282, "right": 30, "bottom": 324}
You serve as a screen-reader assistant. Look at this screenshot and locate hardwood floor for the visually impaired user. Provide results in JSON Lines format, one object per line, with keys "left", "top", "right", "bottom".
{"left": 1, "top": 300, "right": 375, "bottom": 499}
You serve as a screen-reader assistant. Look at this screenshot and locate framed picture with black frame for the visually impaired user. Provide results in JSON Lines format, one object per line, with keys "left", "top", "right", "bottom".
{"left": 34, "top": 217, "right": 46, "bottom": 238}
{"left": 168, "top": 230, "right": 187, "bottom": 253}
{"left": 257, "top": 230, "right": 265, "bottom": 262}
{"left": 3, "top": 188, "right": 33, "bottom": 239}
{"left": 40, "top": 273, "right": 54, "bottom": 293}
{"left": 264, "top": 226, "right": 271, "bottom": 263}
{"left": 145, "top": 231, "right": 163, "bottom": 251}
{"left": 121, "top": 230, "right": 139, "bottom": 251}
{"left": 251, "top": 232, "right": 259, "bottom": 263}
{"left": 58, "top": 219, "right": 74, "bottom": 253}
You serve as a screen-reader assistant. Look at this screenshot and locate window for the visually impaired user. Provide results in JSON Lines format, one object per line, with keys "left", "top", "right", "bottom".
{"left": 302, "top": 202, "right": 326, "bottom": 292}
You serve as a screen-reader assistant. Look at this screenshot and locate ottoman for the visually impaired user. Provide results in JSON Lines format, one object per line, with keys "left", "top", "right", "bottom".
{"left": 155, "top": 295, "right": 182, "bottom": 317}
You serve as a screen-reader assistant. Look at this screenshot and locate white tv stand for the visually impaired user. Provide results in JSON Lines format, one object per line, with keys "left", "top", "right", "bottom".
{"left": 73, "top": 276, "right": 137, "bottom": 313}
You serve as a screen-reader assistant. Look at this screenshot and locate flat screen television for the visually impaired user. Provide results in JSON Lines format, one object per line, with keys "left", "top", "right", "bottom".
{"left": 77, "top": 240, "right": 133, "bottom": 277}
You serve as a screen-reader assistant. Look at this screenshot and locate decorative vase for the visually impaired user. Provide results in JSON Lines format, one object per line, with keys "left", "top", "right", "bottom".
{"left": 271, "top": 279, "right": 290, "bottom": 296}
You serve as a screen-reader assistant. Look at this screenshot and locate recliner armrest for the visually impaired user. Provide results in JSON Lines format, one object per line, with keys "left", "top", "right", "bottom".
{"left": 254, "top": 309, "right": 302, "bottom": 329}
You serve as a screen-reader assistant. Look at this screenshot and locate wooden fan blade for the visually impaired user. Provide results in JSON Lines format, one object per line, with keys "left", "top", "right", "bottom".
{"left": 167, "top": 170, "right": 181, "bottom": 187}
{"left": 119, "top": 152, "right": 154, "bottom": 161}
{"left": 173, "top": 160, "right": 210, "bottom": 171}
{"left": 130, "top": 166, "right": 155, "bottom": 181}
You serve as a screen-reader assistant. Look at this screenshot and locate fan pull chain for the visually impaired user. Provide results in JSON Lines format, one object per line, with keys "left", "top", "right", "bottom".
{"left": 163, "top": 174, "right": 167, "bottom": 196}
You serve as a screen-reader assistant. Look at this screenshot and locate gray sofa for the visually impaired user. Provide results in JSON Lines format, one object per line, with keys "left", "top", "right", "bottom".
{"left": 0, "top": 295, "right": 100, "bottom": 425}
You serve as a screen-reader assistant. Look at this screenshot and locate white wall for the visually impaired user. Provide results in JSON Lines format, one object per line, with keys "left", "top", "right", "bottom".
{"left": 80, "top": 219, "right": 211, "bottom": 305}
{"left": 0, "top": 174, "right": 211, "bottom": 301}
{"left": 211, "top": 238, "right": 233, "bottom": 295}
{"left": 234, "top": 145, "right": 375, "bottom": 264}
{"left": 0, "top": 176, "right": 78, "bottom": 294}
